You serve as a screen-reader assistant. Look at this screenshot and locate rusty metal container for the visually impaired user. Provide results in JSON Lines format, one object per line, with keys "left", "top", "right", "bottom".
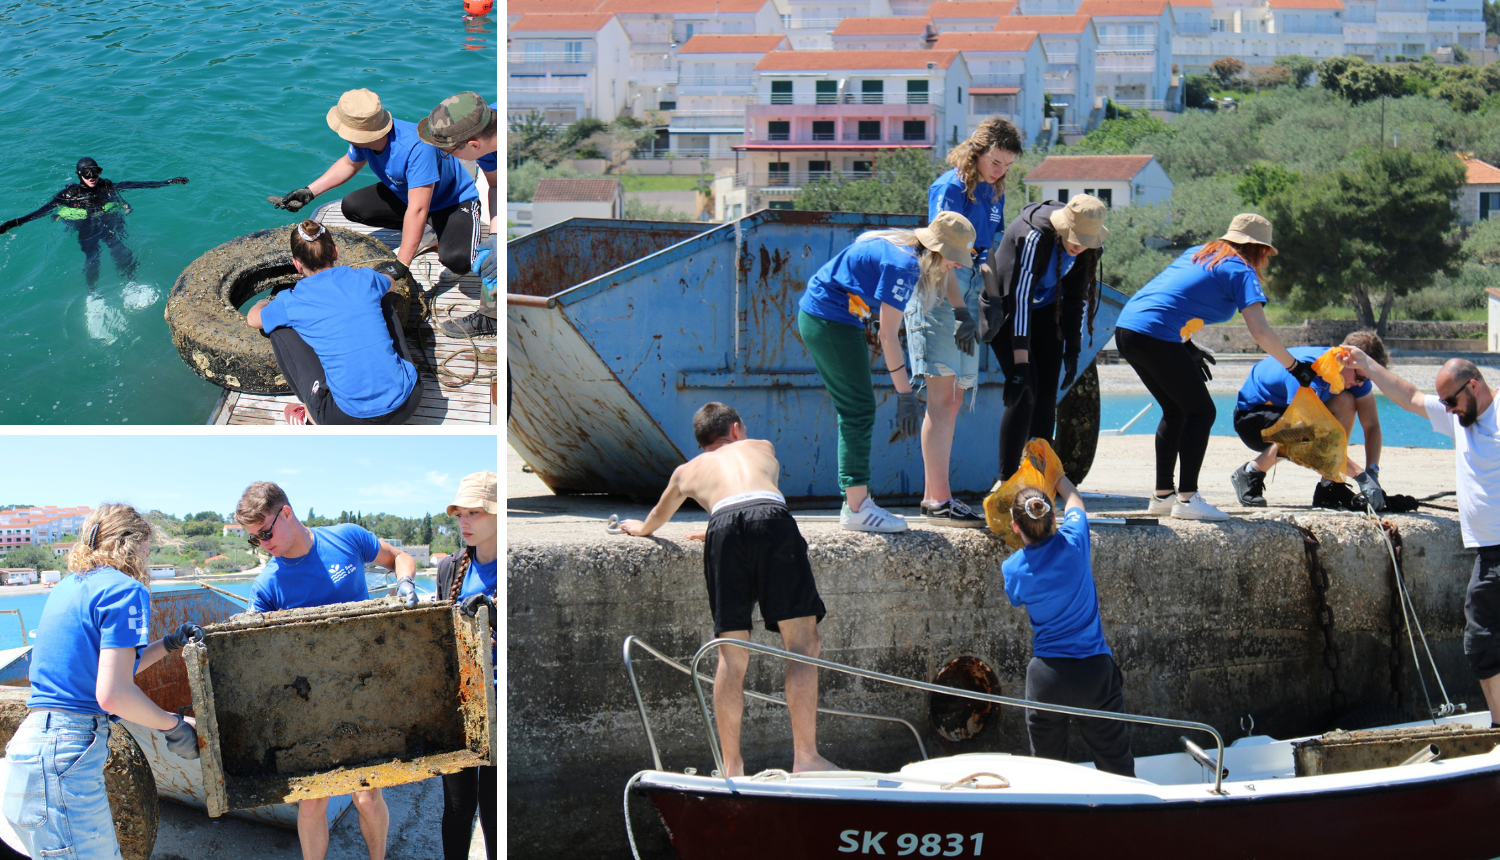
{"left": 1293, "top": 723, "right": 1500, "bottom": 776}
{"left": 183, "top": 598, "right": 494, "bottom": 817}
{"left": 506, "top": 210, "right": 1124, "bottom": 501}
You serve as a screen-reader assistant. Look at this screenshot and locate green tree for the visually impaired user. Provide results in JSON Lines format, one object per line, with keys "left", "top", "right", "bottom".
{"left": 1184, "top": 74, "right": 1216, "bottom": 108}
{"left": 1486, "top": 0, "right": 1500, "bottom": 36}
{"left": 1317, "top": 56, "right": 1406, "bottom": 104}
{"left": 180, "top": 520, "right": 217, "bottom": 537}
{"left": 623, "top": 199, "right": 698, "bottom": 221}
{"left": 1237, "top": 163, "right": 1301, "bottom": 206}
{"left": 1071, "top": 109, "right": 1175, "bottom": 154}
{"left": 2, "top": 545, "right": 48, "bottom": 570}
{"left": 420, "top": 514, "right": 434, "bottom": 547}
{"left": 1210, "top": 57, "right": 1246, "bottom": 88}
{"left": 1274, "top": 55, "right": 1317, "bottom": 89}
{"left": 1435, "top": 79, "right": 1487, "bottom": 113}
{"left": 507, "top": 110, "right": 561, "bottom": 168}
{"left": 793, "top": 148, "right": 943, "bottom": 214}
{"left": 1264, "top": 148, "right": 1467, "bottom": 334}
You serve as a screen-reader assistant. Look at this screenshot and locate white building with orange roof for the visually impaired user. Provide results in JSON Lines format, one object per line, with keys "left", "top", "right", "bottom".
{"left": 1266, "top": 0, "right": 1346, "bottom": 60}
{"left": 932, "top": 32, "right": 1047, "bottom": 143}
{"left": 1167, "top": 0, "right": 1213, "bottom": 71}
{"left": 927, "top": 1, "right": 1019, "bottom": 32}
{"left": 994, "top": 15, "right": 1098, "bottom": 132}
{"left": 1459, "top": 157, "right": 1500, "bottom": 226}
{"left": 673, "top": 34, "right": 791, "bottom": 158}
{"left": 781, "top": 0, "right": 893, "bottom": 49}
{"left": 1075, "top": 0, "right": 1178, "bottom": 109}
{"left": 1021, "top": 153, "right": 1173, "bottom": 209}
{"left": 1425, "top": 0, "right": 1485, "bottom": 56}
{"left": 507, "top": 0, "right": 607, "bottom": 27}
{"left": 508, "top": 13, "right": 632, "bottom": 123}
{"left": 830, "top": 17, "right": 937, "bottom": 50}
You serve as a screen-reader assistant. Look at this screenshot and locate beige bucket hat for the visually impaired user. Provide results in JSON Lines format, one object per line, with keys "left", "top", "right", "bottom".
{"left": 446, "top": 471, "right": 498, "bottom": 516}
{"left": 1221, "top": 213, "right": 1277, "bottom": 255}
{"left": 1049, "top": 195, "right": 1109, "bottom": 250}
{"left": 915, "top": 211, "right": 977, "bottom": 268}
{"left": 327, "top": 88, "right": 394, "bottom": 145}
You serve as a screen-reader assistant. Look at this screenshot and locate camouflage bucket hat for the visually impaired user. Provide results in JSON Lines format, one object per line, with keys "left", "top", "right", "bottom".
{"left": 418, "top": 92, "right": 494, "bottom": 148}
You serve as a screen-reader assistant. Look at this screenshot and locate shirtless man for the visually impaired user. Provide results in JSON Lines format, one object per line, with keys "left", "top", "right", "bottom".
{"left": 619, "top": 401, "right": 837, "bottom": 777}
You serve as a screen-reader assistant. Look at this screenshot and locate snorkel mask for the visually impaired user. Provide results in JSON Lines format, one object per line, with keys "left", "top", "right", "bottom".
{"left": 76, "top": 157, "right": 102, "bottom": 183}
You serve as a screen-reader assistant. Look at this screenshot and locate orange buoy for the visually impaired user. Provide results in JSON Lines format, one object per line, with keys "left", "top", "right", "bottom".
{"left": 464, "top": 0, "right": 493, "bottom": 13}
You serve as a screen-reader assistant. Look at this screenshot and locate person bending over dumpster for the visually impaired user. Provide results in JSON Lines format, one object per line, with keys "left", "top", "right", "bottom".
{"left": 799, "top": 212, "right": 977, "bottom": 533}
{"left": 234, "top": 481, "right": 418, "bottom": 860}
{"left": 617, "top": 402, "right": 837, "bottom": 777}
{"left": 1230, "top": 331, "right": 1390, "bottom": 510}
{"left": 0, "top": 157, "right": 187, "bottom": 288}
{"left": 1002, "top": 477, "right": 1135, "bottom": 777}
{"left": 4, "top": 504, "right": 203, "bottom": 860}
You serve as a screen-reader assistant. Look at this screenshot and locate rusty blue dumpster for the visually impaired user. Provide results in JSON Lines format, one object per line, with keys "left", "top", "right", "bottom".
{"left": 507, "top": 210, "right": 1125, "bottom": 502}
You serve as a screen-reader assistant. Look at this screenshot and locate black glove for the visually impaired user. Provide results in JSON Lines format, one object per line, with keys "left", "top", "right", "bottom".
{"left": 952, "top": 307, "right": 978, "bottom": 356}
{"left": 163, "top": 715, "right": 199, "bottom": 760}
{"left": 1288, "top": 359, "right": 1318, "bottom": 387}
{"left": 1004, "top": 363, "right": 1033, "bottom": 408}
{"left": 459, "top": 592, "right": 495, "bottom": 617}
{"left": 1185, "top": 340, "right": 1216, "bottom": 381}
{"left": 269, "top": 187, "right": 315, "bottom": 212}
{"left": 396, "top": 579, "right": 418, "bottom": 609}
{"left": 167, "top": 176, "right": 189, "bottom": 185}
{"left": 1060, "top": 353, "right": 1079, "bottom": 391}
{"left": 895, "top": 390, "right": 922, "bottom": 441}
{"left": 162, "top": 623, "right": 204, "bottom": 653}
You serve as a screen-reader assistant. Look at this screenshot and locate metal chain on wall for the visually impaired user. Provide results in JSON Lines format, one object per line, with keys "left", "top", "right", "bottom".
{"left": 1382, "top": 520, "right": 1407, "bottom": 710}
{"left": 1297, "top": 526, "right": 1347, "bottom": 716}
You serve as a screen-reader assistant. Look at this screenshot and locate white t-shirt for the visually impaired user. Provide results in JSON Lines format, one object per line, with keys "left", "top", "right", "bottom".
{"left": 1426, "top": 392, "right": 1500, "bottom": 547}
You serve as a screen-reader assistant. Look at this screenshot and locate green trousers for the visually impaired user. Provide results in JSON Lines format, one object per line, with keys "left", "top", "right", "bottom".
{"left": 798, "top": 309, "right": 876, "bottom": 491}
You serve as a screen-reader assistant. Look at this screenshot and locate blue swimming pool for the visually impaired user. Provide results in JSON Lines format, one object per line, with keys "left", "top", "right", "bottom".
{"left": 1100, "top": 393, "right": 1453, "bottom": 450}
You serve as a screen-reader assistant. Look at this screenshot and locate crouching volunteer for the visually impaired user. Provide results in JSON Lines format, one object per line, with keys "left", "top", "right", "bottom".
{"left": 4, "top": 504, "right": 203, "bottom": 860}
{"left": 1002, "top": 477, "right": 1135, "bottom": 777}
{"left": 906, "top": 117, "right": 1023, "bottom": 526}
{"left": 1114, "top": 214, "right": 1311, "bottom": 521}
{"left": 1230, "top": 331, "right": 1389, "bottom": 509}
{"left": 983, "top": 195, "right": 1106, "bottom": 480}
{"left": 798, "top": 212, "right": 977, "bottom": 533}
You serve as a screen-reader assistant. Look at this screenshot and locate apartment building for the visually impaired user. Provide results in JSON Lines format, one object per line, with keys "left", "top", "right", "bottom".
{"left": 0, "top": 507, "right": 90, "bottom": 546}
{"left": 1022, "top": 154, "right": 1174, "bottom": 207}
{"left": 928, "top": 1, "right": 1020, "bottom": 31}
{"left": 994, "top": 15, "right": 1099, "bottom": 132}
{"left": 932, "top": 32, "right": 1049, "bottom": 143}
{"left": 1170, "top": 0, "right": 1214, "bottom": 70}
{"left": 673, "top": 34, "right": 790, "bottom": 158}
{"left": 0, "top": 527, "right": 31, "bottom": 553}
{"left": 508, "top": 13, "right": 632, "bottom": 123}
{"left": 831, "top": 17, "right": 937, "bottom": 49}
{"left": 781, "top": 0, "right": 894, "bottom": 49}
{"left": 1075, "top": 0, "right": 1178, "bottom": 108}
{"left": 1426, "top": 0, "right": 1486, "bottom": 54}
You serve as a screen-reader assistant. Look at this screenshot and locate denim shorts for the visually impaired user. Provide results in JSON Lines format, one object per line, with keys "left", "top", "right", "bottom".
{"left": 905, "top": 264, "right": 982, "bottom": 389}
{"left": 4, "top": 711, "right": 119, "bottom": 860}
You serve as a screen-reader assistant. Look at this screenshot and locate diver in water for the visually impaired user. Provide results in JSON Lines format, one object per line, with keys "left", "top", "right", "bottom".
{"left": 0, "top": 158, "right": 187, "bottom": 288}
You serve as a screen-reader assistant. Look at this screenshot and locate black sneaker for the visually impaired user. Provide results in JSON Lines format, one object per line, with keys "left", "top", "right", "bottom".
{"left": 1312, "top": 479, "right": 1356, "bottom": 510}
{"left": 1230, "top": 463, "right": 1267, "bottom": 507}
{"left": 921, "top": 498, "right": 986, "bottom": 528}
{"left": 439, "top": 309, "right": 497, "bottom": 339}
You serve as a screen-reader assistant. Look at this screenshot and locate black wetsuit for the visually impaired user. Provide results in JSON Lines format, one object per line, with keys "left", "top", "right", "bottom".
{"left": 0, "top": 178, "right": 179, "bottom": 287}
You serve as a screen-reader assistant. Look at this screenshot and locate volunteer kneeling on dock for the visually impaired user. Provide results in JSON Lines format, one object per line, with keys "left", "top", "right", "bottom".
{"left": 1230, "top": 331, "right": 1389, "bottom": 510}
{"left": 905, "top": 117, "right": 1022, "bottom": 527}
{"left": 618, "top": 403, "right": 837, "bottom": 777}
{"left": 1114, "top": 214, "right": 1311, "bottom": 522}
{"left": 418, "top": 91, "right": 498, "bottom": 340}
{"left": 270, "top": 88, "right": 481, "bottom": 274}
{"left": 0, "top": 157, "right": 187, "bottom": 289}
{"left": 799, "top": 212, "right": 977, "bottom": 533}
{"left": 4, "top": 504, "right": 203, "bottom": 860}
{"left": 1002, "top": 478, "right": 1135, "bottom": 777}
{"left": 247, "top": 220, "right": 420, "bottom": 426}
{"left": 235, "top": 481, "right": 418, "bottom": 860}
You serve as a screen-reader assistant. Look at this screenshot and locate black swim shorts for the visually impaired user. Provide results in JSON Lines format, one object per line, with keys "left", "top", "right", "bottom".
{"left": 703, "top": 499, "right": 826, "bottom": 636}
{"left": 1232, "top": 406, "right": 1286, "bottom": 453}
{"left": 1464, "top": 545, "right": 1500, "bottom": 680}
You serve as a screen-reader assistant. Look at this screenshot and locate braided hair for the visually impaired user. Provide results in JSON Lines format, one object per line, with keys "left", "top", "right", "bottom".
{"left": 448, "top": 547, "right": 472, "bottom": 602}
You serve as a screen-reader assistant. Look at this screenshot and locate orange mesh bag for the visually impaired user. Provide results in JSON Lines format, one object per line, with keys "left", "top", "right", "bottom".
{"left": 984, "top": 438, "right": 1064, "bottom": 548}
{"left": 1310, "top": 347, "right": 1349, "bottom": 395}
{"left": 1260, "top": 387, "right": 1348, "bottom": 482}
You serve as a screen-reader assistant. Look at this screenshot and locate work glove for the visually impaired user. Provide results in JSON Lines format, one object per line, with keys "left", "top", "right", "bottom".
{"left": 1004, "top": 363, "right": 1033, "bottom": 409}
{"left": 1185, "top": 340, "right": 1217, "bottom": 381}
{"left": 459, "top": 593, "right": 495, "bottom": 618}
{"left": 396, "top": 578, "right": 419, "bottom": 609}
{"left": 1354, "top": 464, "right": 1387, "bottom": 512}
{"left": 1288, "top": 359, "right": 1318, "bottom": 387}
{"left": 162, "top": 623, "right": 204, "bottom": 653}
{"left": 163, "top": 715, "right": 199, "bottom": 760}
{"left": 952, "top": 307, "right": 978, "bottom": 356}
{"left": 1060, "top": 353, "right": 1080, "bottom": 391}
{"left": 167, "top": 176, "right": 189, "bottom": 185}
{"left": 895, "top": 390, "right": 922, "bottom": 441}
{"left": 268, "top": 187, "right": 315, "bottom": 212}
{"left": 475, "top": 235, "right": 497, "bottom": 292}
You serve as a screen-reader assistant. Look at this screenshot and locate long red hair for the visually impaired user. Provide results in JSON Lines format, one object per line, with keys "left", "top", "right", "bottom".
{"left": 1192, "top": 240, "right": 1271, "bottom": 276}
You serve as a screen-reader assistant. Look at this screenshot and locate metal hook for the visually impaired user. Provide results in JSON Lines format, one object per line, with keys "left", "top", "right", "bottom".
{"left": 1239, "top": 714, "right": 1255, "bottom": 735}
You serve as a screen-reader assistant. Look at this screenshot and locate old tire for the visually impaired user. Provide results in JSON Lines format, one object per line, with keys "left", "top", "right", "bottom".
{"left": 164, "top": 226, "right": 418, "bottom": 394}
{"left": 1054, "top": 361, "right": 1100, "bottom": 485}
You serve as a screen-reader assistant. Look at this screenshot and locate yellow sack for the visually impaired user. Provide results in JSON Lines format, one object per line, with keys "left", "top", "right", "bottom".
{"left": 1261, "top": 387, "right": 1347, "bottom": 482}
{"left": 1311, "top": 347, "right": 1349, "bottom": 395}
{"left": 984, "top": 438, "right": 1064, "bottom": 548}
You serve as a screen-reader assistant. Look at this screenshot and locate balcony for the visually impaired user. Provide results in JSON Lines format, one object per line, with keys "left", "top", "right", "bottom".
{"left": 1095, "top": 54, "right": 1156, "bottom": 72}
{"left": 748, "top": 91, "right": 936, "bottom": 105}
{"left": 1044, "top": 51, "right": 1079, "bottom": 64}
{"left": 1096, "top": 34, "right": 1157, "bottom": 48}
{"left": 734, "top": 168, "right": 878, "bottom": 189}
{"left": 668, "top": 110, "right": 746, "bottom": 130}
{"left": 507, "top": 50, "right": 594, "bottom": 65}
{"left": 969, "top": 73, "right": 1025, "bottom": 89}
{"left": 509, "top": 80, "right": 590, "bottom": 96}
{"left": 677, "top": 74, "right": 756, "bottom": 89}
{"left": 786, "top": 17, "right": 844, "bottom": 28}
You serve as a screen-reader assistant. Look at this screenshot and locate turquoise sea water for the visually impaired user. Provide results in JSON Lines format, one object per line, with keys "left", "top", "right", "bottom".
{"left": 0, "top": 2, "right": 496, "bottom": 424}
{"left": 1101, "top": 393, "right": 1455, "bottom": 450}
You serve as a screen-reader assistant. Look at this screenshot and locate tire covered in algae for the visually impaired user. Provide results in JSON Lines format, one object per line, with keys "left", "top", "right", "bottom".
{"left": 1054, "top": 361, "right": 1100, "bottom": 485}
{"left": 165, "top": 226, "right": 418, "bottom": 395}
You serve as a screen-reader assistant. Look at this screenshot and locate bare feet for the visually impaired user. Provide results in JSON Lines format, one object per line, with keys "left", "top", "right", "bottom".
{"left": 720, "top": 756, "right": 745, "bottom": 778}
{"left": 793, "top": 752, "right": 841, "bottom": 773}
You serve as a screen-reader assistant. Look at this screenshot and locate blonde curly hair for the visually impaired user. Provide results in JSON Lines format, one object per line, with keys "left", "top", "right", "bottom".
{"left": 66, "top": 504, "right": 155, "bottom": 585}
{"left": 946, "top": 116, "right": 1024, "bottom": 203}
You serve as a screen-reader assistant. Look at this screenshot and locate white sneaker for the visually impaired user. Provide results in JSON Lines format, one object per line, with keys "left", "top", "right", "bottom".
{"left": 1171, "top": 493, "right": 1230, "bottom": 522}
{"left": 1145, "top": 493, "right": 1175, "bottom": 516}
{"left": 840, "top": 500, "right": 908, "bottom": 533}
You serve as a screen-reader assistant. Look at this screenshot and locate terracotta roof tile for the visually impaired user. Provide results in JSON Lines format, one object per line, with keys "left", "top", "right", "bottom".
{"left": 994, "top": 14, "right": 1091, "bottom": 31}
{"left": 927, "top": 1, "right": 1017, "bottom": 18}
{"left": 677, "top": 34, "right": 789, "bottom": 53}
{"left": 933, "top": 31, "right": 1038, "bottom": 50}
{"left": 755, "top": 49, "right": 959, "bottom": 70}
{"left": 1466, "top": 158, "right": 1500, "bottom": 185}
{"left": 597, "top": 0, "right": 767, "bottom": 11}
{"left": 1265, "top": 0, "right": 1343, "bottom": 7}
{"left": 1023, "top": 154, "right": 1158, "bottom": 181}
{"left": 533, "top": 178, "right": 623, "bottom": 202}
{"left": 1074, "top": 0, "right": 1169, "bottom": 16}
{"left": 1168, "top": 0, "right": 1213, "bottom": 6}
{"left": 507, "top": 0, "right": 607, "bottom": 13}
{"left": 509, "top": 12, "right": 617, "bottom": 31}
{"left": 833, "top": 17, "right": 934, "bottom": 34}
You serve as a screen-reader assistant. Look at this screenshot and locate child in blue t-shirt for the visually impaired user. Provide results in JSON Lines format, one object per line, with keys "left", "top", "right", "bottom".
{"left": 247, "top": 220, "right": 421, "bottom": 426}
{"left": 1001, "top": 476, "right": 1135, "bottom": 777}
{"left": 4, "top": 505, "right": 204, "bottom": 860}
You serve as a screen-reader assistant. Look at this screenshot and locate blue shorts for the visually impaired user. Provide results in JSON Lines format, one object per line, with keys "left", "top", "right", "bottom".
{"left": 905, "top": 264, "right": 981, "bottom": 390}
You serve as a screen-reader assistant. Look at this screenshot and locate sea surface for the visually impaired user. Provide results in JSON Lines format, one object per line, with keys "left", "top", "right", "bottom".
{"left": 0, "top": 1, "right": 496, "bottom": 424}
{"left": 1102, "top": 393, "right": 1454, "bottom": 449}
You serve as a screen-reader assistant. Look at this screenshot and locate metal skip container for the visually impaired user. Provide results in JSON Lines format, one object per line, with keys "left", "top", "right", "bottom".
{"left": 182, "top": 598, "right": 495, "bottom": 817}
{"left": 507, "top": 210, "right": 1126, "bottom": 502}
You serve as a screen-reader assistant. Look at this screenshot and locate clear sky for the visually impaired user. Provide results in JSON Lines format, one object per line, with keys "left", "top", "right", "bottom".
{"left": 0, "top": 433, "right": 498, "bottom": 520}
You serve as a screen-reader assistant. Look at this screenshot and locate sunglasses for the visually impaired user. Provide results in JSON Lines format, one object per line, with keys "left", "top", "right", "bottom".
{"left": 1439, "top": 379, "right": 1470, "bottom": 409}
{"left": 246, "top": 507, "right": 283, "bottom": 548}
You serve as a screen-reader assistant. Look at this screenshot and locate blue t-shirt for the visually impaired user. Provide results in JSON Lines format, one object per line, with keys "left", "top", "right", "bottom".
{"left": 928, "top": 168, "right": 1002, "bottom": 264}
{"left": 1115, "top": 245, "right": 1268, "bottom": 343}
{"left": 458, "top": 556, "right": 497, "bottom": 601}
{"left": 475, "top": 102, "right": 498, "bottom": 173}
{"left": 28, "top": 567, "right": 151, "bottom": 714}
{"left": 252, "top": 524, "right": 381, "bottom": 612}
{"left": 259, "top": 266, "right": 417, "bottom": 418}
{"left": 1235, "top": 345, "right": 1373, "bottom": 412}
{"left": 800, "top": 237, "right": 921, "bottom": 328}
{"left": 348, "top": 119, "right": 479, "bottom": 211}
{"left": 1001, "top": 508, "right": 1111, "bottom": 659}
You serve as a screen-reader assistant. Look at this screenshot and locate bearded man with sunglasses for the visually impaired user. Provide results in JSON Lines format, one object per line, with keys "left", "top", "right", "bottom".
{"left": 232, "top": 480, "right": 417, "bottom": 860}
{"left": 1342, "top": 349, "right": 1500, "bottom": 728}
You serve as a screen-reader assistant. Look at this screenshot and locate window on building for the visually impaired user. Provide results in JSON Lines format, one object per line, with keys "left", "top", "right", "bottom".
{"left": 1097, "top": 188, "right": 1113, "bottom": 207}
{"left": 1057, "top": 188, "right": 1069, "bottom": 201}
{"left": 861, "top": 80, "right": 884, "bottom": 104}
{"left": 771, "top": 80, "right": 793, "bottom": 104}
{"left": 525, "top": 42, "right": 546, "bottom": 61}
{"left": 816, "top": 80, "right": 838, "bottom": 104}
{"left": 857, "top": 120, "right": 882, "bottom": 141}
{"left": 1482, "top": 191, "right": 1500, "bottom": 221}
{"left": 809, "top": 160, "right": 832, "bottom": 179}
{"left": 768, "top": 121, "right": 790, "bottom": 141}
{"left": 658, "top": 100, "right": 677, "bottom": 110}
{"left": 768, "top": 200, "right": 795, "bottom": 210}
{"left": 564, "top": 41, "right": 584, "bottom": 62}
{"left": 903, "top": 120, "right": 927, "bottom": 141}
{"left": 852, "top": 160, "right": 873, "bottom": 177}
{"left": 768, "top": 162, "right": 790, "bottom": 185}
{"left": 812, "top": 120, "right": 835, "bottom": 141}
{"left": 907, "top": 79, "right": 929, "bottom": 104}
